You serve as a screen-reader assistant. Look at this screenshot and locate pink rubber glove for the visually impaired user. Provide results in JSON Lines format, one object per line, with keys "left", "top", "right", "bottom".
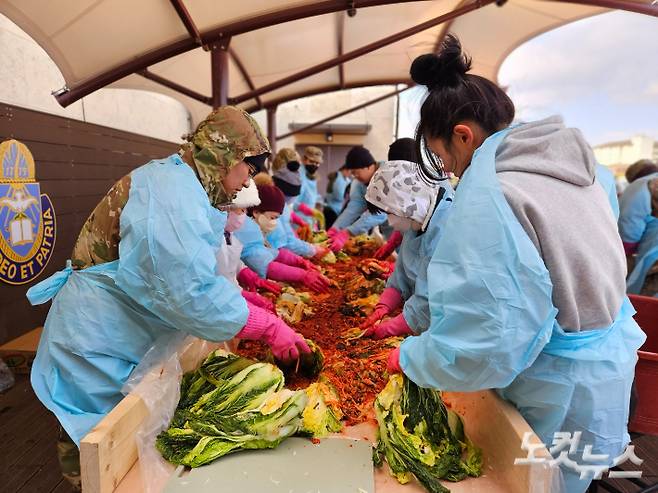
{"left": 298, "top": 203, "right": 314, "bottom": 217}
{"left": 363, "top": 313, "right": 414, "bottom": 339}
{"left": 301, "top": 270, "right": 331, "bottom": 293}
{"left": 237, "top": 303, "right": 310, "bottom": 362}
{"left": 327, "top": 227, "right": 338, "bottom": 238}
{"left": 374, "top": 231, "right": 403, "bottom": 260}
{"left": 360, "top": 287, "right": 403, "bottom": 329}
{"left": 387, "top": 347, "right": 402, "bottom": 374}
{"left": 276, "top": 248, "right": 304, "bottom": 267}
{"left": 329, "top": 229, "right": 350, "bottom": 252}
{"left": 237, "top": 268, "right": 282, "bottom": 295}
{"left": 241, "top": 290, "right": 275, "bottom": 313}
{"left": 290, "top": 211, "right": 307, "bottom": 228}
{"left": 276, "top": 248, "right": 320, "bottom": 272}
{"left": 267, "top": 262, "right": 330, "bottom": 293}
{"left": 313, "top": 245, "right": 330, "bottom": 261}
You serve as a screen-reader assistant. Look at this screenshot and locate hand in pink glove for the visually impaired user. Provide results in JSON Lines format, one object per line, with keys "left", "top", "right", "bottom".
{"left": 276, "top": 248, "right": 320, "bottom": 272}
{"left": 360, "top": 287, "right": 403, "bottom": 329}
{"left": 267, "top": 262, "right": 329, "bottom": 293}
{"left": 297, "top": 203, "right": 314, "bottom": 217}
{"left": 374, "top": 231, "right": 403, "bottom": 260}
{"left": 312, "top": 245, "right": 330, "bottom": 261}
{"left": 363, "top": 313, "right": 414, "bottom": 339}
{"left": 327, "top": 227, "right": 338, "bottom": 238}
{"left": 387, "top": 347, "right": 402, "bottom": 374}
{"left": 302, "top": 270, "right": 331, "bottom": 293}
{"left": 238, "top": 303, "right": 310, "bottom": 362}
{"left": 290, "top": 211, "right": 307, "bottom": 228}
{"left": 329, "top": 229, "right": 350, "bottom": 252}
{"left": 241, "top": 290, "right": 275, "bottom": 313}
{"left": 237, "top": 267, "right": 282, "bottom": 295}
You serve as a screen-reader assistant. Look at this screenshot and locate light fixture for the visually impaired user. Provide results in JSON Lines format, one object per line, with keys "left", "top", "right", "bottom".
{"left": 325, "top": 131, "right": 334, "bottom": 142}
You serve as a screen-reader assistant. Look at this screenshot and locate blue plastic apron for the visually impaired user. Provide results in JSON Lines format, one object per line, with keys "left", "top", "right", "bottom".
{"left": 401, "top": 127, "right": 645, "bottom": 493}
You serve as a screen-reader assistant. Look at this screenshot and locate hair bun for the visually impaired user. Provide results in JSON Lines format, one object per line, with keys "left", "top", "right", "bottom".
{"left": 410, "top": 34, "right": 471, "bottom": 88}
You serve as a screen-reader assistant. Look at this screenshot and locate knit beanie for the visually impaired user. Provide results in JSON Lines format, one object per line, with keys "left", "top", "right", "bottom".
{"left": 344, "top": 145, "right": 376, "bottom": 170}
{"left": 250, "top": 184, "right": 285, "bottom": 215}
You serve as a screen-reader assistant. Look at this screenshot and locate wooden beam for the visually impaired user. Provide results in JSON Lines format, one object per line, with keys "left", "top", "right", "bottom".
{"left": 242, "top": 78, "right": 412, "bottom": 113}
{"left": 229, "top": 48, "right": 263, "bottom": 109}
{"left": 211, "top": 41, "right": 230, "bottom": 108}
{"left": 54, "top": 0, "right": 429, "bottom": 107}
{"left": 231, "top": 0, "right": 496, "bottom": 105}
{"left": 277, "top": 85, "right": 410, "bottom": 140}
{"left": 168, "top": 0, "right": 202, "bottom": 45}
{"left": 137, "top": 69, "right": 211, "bottom": 104}
{"left": 337, "top": 12, "right": 346, "bottom": 89}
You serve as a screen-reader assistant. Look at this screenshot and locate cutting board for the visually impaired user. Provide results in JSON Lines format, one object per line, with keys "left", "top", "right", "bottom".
{"left": 163, "top": 437, "right": 375, "bottom": 493}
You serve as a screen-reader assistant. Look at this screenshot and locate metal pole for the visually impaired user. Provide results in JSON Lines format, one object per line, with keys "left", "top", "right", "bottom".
{"left": 394, "top": 84, "right": 402, "bottom": 140}
{"left": 137, "top": 69, "right": 211, "bottom": 105}
{"left": 267, "top": 106, "right": 278, "bottom": 157}
{"left": 276, "top": 85, "right": 411, "bottom": 140}
{"left": 211, "top": 41, "right": 230, "bottom": 108}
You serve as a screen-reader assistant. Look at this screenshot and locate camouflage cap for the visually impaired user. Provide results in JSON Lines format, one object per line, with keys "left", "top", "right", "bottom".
{"left": 183, "top": 106, "right": 270, "bottom": 207}
{"left": 303, "top": 146, "right": 324, "bottom": 164}
{"left": 272, "top": 147, "right": 301, "bottom": 172}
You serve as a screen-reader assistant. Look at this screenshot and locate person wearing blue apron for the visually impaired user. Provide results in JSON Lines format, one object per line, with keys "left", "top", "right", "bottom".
{"left": 328, "top": 145, "right": 388, "bottom": 252}
{"left": 294, "top": 146, "right": 325, "bottom": 228}
{"left": 619, "top": 172, "right": 658, "bottom": 296}
{"left": 323, "top": 165, "right": 351, "bottom": 228}
{"left": 27, "top": 107, "right": 311, "bottom": 460}
{"left": 360, "top": 158, "right": 454, "bottom": 339}
{"left": 386, "top": 35, "right": 645, "bottom": 492}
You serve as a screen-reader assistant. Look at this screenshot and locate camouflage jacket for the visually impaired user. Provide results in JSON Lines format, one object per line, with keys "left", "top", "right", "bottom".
{"left": 71, "top": 174, "right": 131, "bottom": 270}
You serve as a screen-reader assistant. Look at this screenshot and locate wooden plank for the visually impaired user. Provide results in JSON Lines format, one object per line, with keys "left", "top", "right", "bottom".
{"left": 444, "top": 390, "right": 554, "bottom": 493}
{"left": 82, "top": 340, "right": 226, "bottom": 493}
{"left": 40, "top": 179, "right": 115, "bottom": 198}
{"left": 50, "top": 479, "right": 77, "bottom": 493}
{"left": 80, "top": 394, "right": 148, "bottom": 493}
{"left": 17, "top": 444, "right": 71, "bottom": 493}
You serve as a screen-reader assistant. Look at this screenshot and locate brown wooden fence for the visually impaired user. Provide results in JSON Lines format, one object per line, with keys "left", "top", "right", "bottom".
{"left": 0, "top": 103, "right": 179, "bottom": 344}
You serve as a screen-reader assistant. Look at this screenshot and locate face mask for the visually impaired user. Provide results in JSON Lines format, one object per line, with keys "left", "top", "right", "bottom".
{"left": 287, "top": 161, "right": 301, "bottom": 172}
{"left": 225, "top": 211, "right": 246, "bottom": 233}
{"left": 305, "top": 164, "right": 319, "bottom": 176}
{"left": 387, "top": 214, "right": 421, "bottom": 232}
{"left": 256, "top": 214, "right": 278, "bottom": 234}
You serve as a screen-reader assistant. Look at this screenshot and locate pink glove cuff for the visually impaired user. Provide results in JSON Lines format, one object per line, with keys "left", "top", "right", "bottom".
{"left": 237, "top": 267, "right": 259, "bottom": 289}
{"left": 290, "top": 211, "right": 306, "bottom": 227}
{"left": 389, "top": 313, "right": 414, "bottom": 336}
{"left": 387, "top": 231, "right": 403, "bottom": 250}
{"left": 378, "top": 287, "right": 403, "bottom": 311}
{"left": 267, "top": 261, "right": 306, "bottom": 282}
{"left": 237, "top": 302, "right": 270, "bottom": 340}
{"left": 298, "top": 203, "right": 314, "bottom": 216}
{"left": 275, "top": 248, "right": 302, "bottom": 266}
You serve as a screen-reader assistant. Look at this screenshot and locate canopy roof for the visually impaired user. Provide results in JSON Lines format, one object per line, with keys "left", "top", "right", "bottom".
{"left": 1, "top": 0, "right": 656, "bottom": 126}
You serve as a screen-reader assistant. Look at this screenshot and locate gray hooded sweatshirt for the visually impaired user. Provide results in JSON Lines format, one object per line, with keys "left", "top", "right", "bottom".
{"left": 495, "top": 116, "right": 625, "bottom": 331}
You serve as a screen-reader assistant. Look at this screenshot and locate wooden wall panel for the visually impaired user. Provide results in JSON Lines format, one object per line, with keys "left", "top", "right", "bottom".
{"left": 0, "top": 103, "right": 179, "bottom": 344}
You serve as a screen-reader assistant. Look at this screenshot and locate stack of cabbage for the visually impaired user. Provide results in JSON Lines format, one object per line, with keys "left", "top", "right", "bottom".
{"left": 156, "top": 350, "right": 341, "bottom": 468}
{"left": 374, "top": 375, "right": 483, "bottom": 493}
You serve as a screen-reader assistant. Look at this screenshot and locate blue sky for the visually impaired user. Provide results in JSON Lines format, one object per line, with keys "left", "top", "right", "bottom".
{"left": 399, "top": 11, "right": 658, "bottom": 147}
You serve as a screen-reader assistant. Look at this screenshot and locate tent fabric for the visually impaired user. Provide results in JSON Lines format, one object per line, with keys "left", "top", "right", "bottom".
{"left": 0, "top": 0, "right": 648, "bottom": 125}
